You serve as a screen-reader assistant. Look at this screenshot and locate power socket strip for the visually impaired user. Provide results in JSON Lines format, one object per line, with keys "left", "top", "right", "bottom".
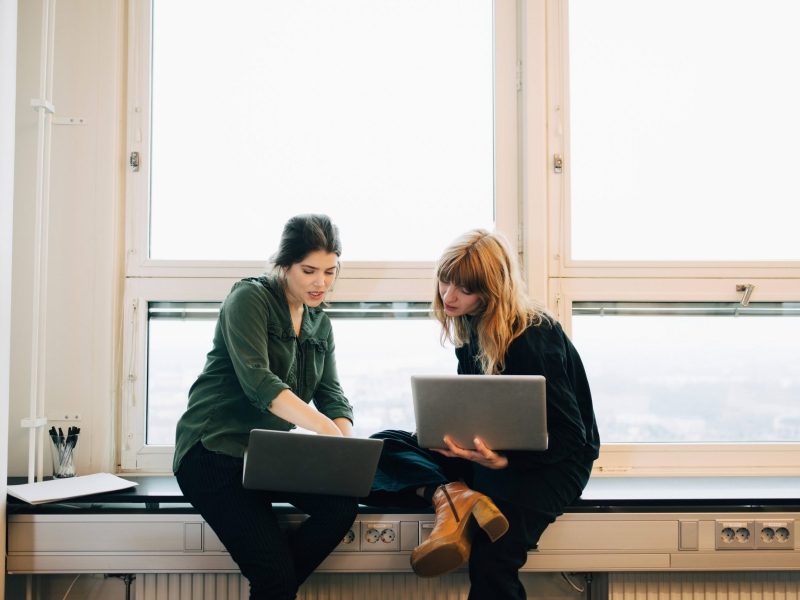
{"left": 715, "top": 519, "right": 795, "bottom": 550}
{"left": 754, "top": 520, "right": 794, "bottom": 550}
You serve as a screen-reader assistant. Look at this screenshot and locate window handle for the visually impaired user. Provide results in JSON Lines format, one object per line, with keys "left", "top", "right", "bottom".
{"left": 736, "top": 283, "right": 755, "bottom": 306}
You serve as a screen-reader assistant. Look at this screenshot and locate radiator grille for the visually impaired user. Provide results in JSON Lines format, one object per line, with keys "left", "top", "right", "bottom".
{"left": 136, "top": 574, "right": 247, "bottom": 600}
{"left": 609, "top": 573, "right": 800, "bottom": 600}
{"left": 136, "top": 572, "right": 800, "bottom": 600}
{"left": 135, "top": 572, "right": 472, "bottom": 600}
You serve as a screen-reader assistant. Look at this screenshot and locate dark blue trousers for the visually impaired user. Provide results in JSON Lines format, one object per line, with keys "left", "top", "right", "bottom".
{"left": 176, "top": 442, "right": 358, "bottom": 600}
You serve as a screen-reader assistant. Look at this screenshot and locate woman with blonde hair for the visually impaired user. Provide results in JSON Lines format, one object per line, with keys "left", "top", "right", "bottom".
{"left": 367, "top": 229, "right": 600, "bottom": 600}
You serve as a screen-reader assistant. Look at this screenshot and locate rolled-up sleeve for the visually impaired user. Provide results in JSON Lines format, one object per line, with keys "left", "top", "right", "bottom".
{"left": 219, "top": 283, "right": 289, "bottom": 411}
{"left": 312, "top": 327, "right": 354, "bottom": 423}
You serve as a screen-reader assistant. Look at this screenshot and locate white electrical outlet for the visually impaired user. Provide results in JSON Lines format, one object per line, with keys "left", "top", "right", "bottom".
{"left": 364, "top": 527, "right": 380, "bottom": 544}
{"left": 362, "top": 521, "right": 400, "bottom": 551}
{"left": 715, "top": 520, "right": 755, "bottom": 550}
{"left": 380, "top": 528, "right": 396, "bottom": 543}
{"left": 336, "top": 521, "right": 360, "bottom": 552}
{"left": 755, "top": 520, "right": 794, "bottom": 550}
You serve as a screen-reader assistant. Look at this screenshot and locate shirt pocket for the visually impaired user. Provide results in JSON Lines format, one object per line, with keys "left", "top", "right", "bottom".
{"left": 265, "top": 323, "right": 296, "bottom": 386}
{"left": 302, "top": 337, "right": 329, "bottom": 393}
{"left": 266, "top": 322, "right": 290, "bottom": 341}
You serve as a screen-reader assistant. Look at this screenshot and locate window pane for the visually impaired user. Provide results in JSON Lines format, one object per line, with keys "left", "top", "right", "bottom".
{"left": 150, "top": 0, "right": 494, "bottom": 261}
{"left": 568, "top": 1, "right": 800, "bottom": 261}
{"left": 332, "top": 315, "right": 457, "bottom": 437}
{"left": 146, "top": 305, "right": 217, "bottom": 445}
{"left": 572, "top": 302, "right": 800, "bottom": 443}
{"left": 146, "top": 302, "right": 456, "bottom": 444}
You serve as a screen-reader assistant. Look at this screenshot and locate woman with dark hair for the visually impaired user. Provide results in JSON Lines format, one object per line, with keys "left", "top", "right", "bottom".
{"left": 367, "top": 229, "right": 600, "bottom": 600}
{"left": 174, "top": 214, "right": 356, "bottom": 600}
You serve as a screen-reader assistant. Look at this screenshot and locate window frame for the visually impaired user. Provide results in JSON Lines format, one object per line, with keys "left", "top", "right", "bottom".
{"left": 551, "top": 278, "right": 800, "bottom": 476}
{"left": 125, "top": 0, "right": 521, "bottom": 281}
{"left": 544, "top": 0, "right": 800, "bottom": 279}
{"left": 121, "top": 0, "right": 522, "bottom": 472}
{"left": 539, "top": 0, "right": 800, "bottom": 476}
{"left": 121, "top": 0, "right": 800, "bottom": 477}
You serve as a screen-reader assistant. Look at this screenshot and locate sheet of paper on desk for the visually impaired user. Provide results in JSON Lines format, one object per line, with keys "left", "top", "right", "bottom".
{"left": 6, "top": 472, "right": 138, "bottom": 504}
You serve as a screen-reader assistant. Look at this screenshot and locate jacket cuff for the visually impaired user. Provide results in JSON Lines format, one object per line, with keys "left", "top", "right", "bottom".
{"left": 255, "top": 378, "right": 291, "bottom": 411}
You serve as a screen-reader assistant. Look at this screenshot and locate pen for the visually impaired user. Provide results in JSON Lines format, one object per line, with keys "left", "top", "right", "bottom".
{"left": 49, "top": 425, "right": 80, "bottom": 477}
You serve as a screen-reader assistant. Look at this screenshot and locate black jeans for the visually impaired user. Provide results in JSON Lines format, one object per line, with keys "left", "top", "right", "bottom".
{"left": 365, "top": 430, "right": 589, "bottom": 600}
{"left": 175, "top": 442, "right": 358, "bottom": 600}
{"left": 467, "top": 498, "right": 552, "bottom": 600}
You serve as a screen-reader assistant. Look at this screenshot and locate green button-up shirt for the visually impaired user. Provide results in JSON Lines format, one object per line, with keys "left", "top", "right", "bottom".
{"left": 173, "top": 275, "right": 354, "bottom": 472}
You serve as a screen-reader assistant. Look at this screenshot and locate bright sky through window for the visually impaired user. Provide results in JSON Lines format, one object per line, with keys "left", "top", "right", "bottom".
{"left": 569, "top": 0, "right": 800, "bottom": 261}
{"left": 150, "top": 0, "right": 495, "bottom": 261}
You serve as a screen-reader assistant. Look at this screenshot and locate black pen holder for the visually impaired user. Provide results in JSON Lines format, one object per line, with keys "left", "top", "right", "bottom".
{"left": 50, "top": 434, "right": 77, "bottom": 478}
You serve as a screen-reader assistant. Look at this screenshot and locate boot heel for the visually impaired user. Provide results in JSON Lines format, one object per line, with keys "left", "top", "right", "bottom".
{"left": 471, "top": 498, "right": 509, "bottom": 542}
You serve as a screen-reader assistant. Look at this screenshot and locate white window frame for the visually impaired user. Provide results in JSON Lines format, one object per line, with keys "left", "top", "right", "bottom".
{"left": 545, "top": 0, "right": 800, "bottom": 280}
{"left": 552, "top": 278, "right": 800, "bottom": 477}
{"left": 123, "top": 0, "right": 800, "bottom": 476}
{"left": 121, "top": 0, "right": 522, "bottom": 472}
{"left": 539, "top": 0, "right": 800, "bottom": 476}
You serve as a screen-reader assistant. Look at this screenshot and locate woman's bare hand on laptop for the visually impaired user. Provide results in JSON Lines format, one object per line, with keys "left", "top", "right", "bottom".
{"left": 434, "top": 435, "right": 508, "bottom": 470}
{"left": 317, "top": 420, "right": 344, "bottom": 436}
{"left": 269, "top": 389, "right": 342, "bottom": 436}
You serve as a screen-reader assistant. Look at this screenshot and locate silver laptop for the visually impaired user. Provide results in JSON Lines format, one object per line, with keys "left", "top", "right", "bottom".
{"left": 412, "top": 374, "right": 548, "bottom": 451}
{"left": 242, "top": 429, "right": 384, "bottom": 497}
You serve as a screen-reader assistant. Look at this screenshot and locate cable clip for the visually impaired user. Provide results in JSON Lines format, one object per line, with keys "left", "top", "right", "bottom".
{"left": 30, "top": 98, "right": 56, "bottom": 114}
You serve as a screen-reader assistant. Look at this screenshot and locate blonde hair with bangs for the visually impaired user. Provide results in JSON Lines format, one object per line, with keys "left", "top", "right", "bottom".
{"left": 432, "top": 229, "right": 548, "bottom": 374}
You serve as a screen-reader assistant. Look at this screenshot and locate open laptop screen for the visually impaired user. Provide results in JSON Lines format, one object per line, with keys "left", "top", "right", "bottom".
{"left": 242, "top": 429, "right": 383, "bottom": 497}
{"left": 412, "top": 374, "right": 548, "bottom": 451}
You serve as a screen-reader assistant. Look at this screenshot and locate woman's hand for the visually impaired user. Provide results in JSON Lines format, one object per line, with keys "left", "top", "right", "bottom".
{"left": 434, "top": 436, "right": 509, "bottom": 470}
{"left": 316, "top": 419, "right": 344, "bottom": 437}
{"left": 269, "top": 389, "right": 342, "bottom": 436}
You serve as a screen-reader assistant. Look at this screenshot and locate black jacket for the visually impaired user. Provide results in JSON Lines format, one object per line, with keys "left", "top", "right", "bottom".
{"left": 456, "top": 316, "right": 600, "bottom": 511}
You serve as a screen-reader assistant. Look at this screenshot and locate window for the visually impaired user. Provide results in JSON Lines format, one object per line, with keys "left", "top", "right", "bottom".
{"left": 124, "top": 0, "right": 800, "bottom": 475}
{"left": 563, "top": 0, "right": 800, "bottom": 263}
{"left": 122, "top": 0, "right": 519, "bottom": 471}
{"left": 146, "top": 302, "right": 456, "bottom": 446}
{"left": 573, "top": 302, "right": 800, "bottom": 443}
{"left": 148, "top": 0, "right": 497, "bottom": 262}
{"left": 544, "top": 0, "right": 800, "bottom": 474}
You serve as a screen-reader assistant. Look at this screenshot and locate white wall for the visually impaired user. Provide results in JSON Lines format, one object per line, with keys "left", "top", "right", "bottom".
{"left": 10, "top": 0, "right": 126, "bottom": 478}
{"left": 7, "top": 1, "right": 125, "bottom": 596}
{"left": 2, "top": 0, "right": 20, "bottom": 596}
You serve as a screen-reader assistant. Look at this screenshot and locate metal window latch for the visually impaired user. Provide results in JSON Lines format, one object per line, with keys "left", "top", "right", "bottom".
{"left": 129, "top": 151, "right": 140, "bottom": 171}
{"left": 553, "top": 154, "right": 563, "bottom": 174}
{"left": 736, "top": 283, "right": 755, "bottom": 306}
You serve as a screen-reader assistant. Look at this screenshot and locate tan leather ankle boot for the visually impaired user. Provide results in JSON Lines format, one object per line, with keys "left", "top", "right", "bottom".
{"left": 410, "top": 482, "right": 509, "bottom": 577}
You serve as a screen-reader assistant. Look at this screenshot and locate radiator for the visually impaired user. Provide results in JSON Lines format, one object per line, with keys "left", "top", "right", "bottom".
{"left": 135, "top": 572, "right": 473, "bottom": 600}
{"left": 609, "top": 573, "right": 800, "bottom": 600}
{"left": 136, "top": 572, "right": 800, "bottom": 600}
